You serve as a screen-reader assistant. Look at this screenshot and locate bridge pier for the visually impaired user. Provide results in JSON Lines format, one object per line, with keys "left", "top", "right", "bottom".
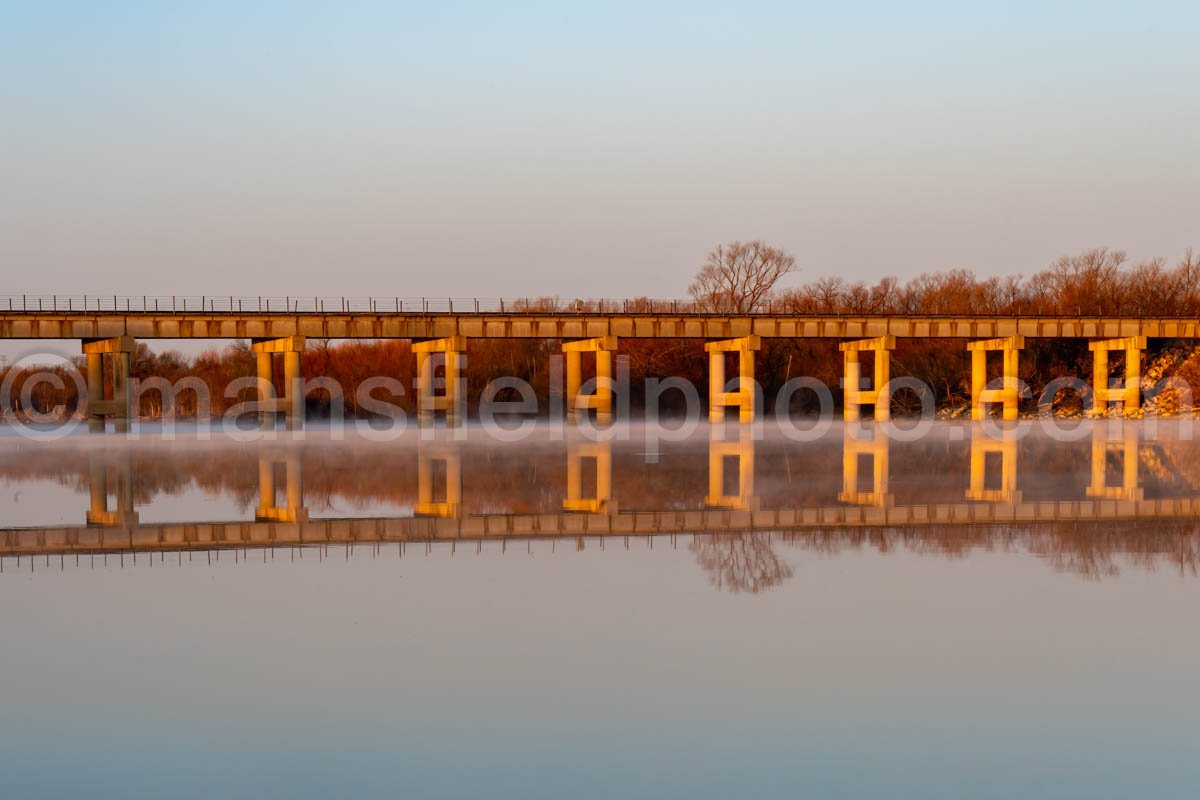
{"left": 83, "top": 336, "right": 135, "bottom": 433}
{"left": 969, "top": 335, "right": 1024, "bottom": 421}
{"left": 562, "top": 335, "right": 618, "bottom": 424}
{"left": 256, "top": 451, "right": 307, "bottom": 522}
{"left": 564, "top": 438, "right": 615, "bottom": 513}
{"left": 840, "top": 336, "right": 895, "bottom": 422}
{"left": 706, "top": 335, "right": 760, "bottom": 423}
{"left": 838, "top": 428, "right": 891, "bottom": 506}
{"left": 252, "top": 336, "right": 305, "bottom": 430}
{"left": 1090, "top": 336, "right": 1145, "bottom": 415}
{"left": 414, "top": 336, "right": 466, "bottom": 427}
{"left": 966, "top": 427, "right": 1019, "bottom": 503}
{"left": 416, "top": 442, "right": 462, "bottom": 517}
{"left": 706, "top": 429, "right": 757, "bottom": 510}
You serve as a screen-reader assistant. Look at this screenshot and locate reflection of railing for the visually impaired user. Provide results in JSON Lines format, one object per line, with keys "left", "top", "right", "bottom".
{"left": 4, "top": 497, "right": 1199, "bottom": 558}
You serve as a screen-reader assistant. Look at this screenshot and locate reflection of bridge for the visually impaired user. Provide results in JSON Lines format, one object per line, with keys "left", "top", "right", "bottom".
{"left": 0, "top": 424, "right": 1178, "bottom": 559}
{"left": 3, "top": 304, "right": 1182, "bottom": 429}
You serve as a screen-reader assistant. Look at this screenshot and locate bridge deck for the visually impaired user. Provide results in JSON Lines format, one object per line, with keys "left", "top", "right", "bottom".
{"left": 1, "top": 311, "right": 1197, "bottom": 340}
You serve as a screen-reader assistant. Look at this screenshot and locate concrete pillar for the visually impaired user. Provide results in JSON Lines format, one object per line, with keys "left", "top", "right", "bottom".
{"left": 705, "top": 429, "right": 756, "bottom": 510}
{"left": 1089, "top": 336, "right": 1146, "bottom": 415}
{"left": 256, "top": 351, "right": 274, "bottom": 429}
{"left": 838, "top": 428, "right": 890, "bottom": 507}
{"left": 252, "top": 336, "right": 306, "bottom": 431}
{"left": 86, "top": 353, "right": 103, "bottom": 433}
{"left": 283, "top": 350, "right": 302, "bottom": 431}
{"left": 561, "top": 335, "right": 618, "bottom": 425}
{"left": 966, "top": 428, "right": 1020, "bottom": 504}
{"left": 1086, "top": 424, "right": 1141, "bottom": 501}
{"left": 82, "top": 336, "right": 135, "bottom": 433}
{"left": 415, "top": 442, "right": 462, "bottom": 517}
{"left": 564, "top": 438, "right": 615, "bottom": 513}
{"left": 705, "top": 335, "right": 760, "bottom": 423}
{"left": 840, "top": 336, "right": 895, "bottom": 422}
{"left": 708, "top": 350, "right": 726, "bottom": 423}
{"left": 968, "top": 335, "right": 1024, "bottom": 421}
{"left": 413, "top": 336, "right": 467, "bottom": 427}
{"left": 112, "top": 351, "right": 130, "bottom": 434}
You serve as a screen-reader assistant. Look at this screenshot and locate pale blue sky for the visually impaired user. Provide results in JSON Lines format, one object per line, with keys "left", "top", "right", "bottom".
{"left": 2, "top": 1, "right": 1198, "bottom": 299}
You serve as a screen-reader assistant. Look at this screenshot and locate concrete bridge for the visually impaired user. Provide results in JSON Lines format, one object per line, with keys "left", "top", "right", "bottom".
{"left": 1, "top": 297, "right": 1185, "bottom": 429}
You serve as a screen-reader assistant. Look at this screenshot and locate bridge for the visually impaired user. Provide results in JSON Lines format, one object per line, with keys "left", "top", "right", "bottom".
{"left": 0, "top": 295, "right": 1187, "bottom": 429}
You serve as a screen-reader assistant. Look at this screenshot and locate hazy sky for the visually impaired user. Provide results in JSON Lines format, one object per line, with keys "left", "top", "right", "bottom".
{"left": 2, "top": 1, "right": 1198, "bottom": 300}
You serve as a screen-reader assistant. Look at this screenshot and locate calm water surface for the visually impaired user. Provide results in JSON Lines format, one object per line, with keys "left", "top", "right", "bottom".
{"left": 1, "top": 421, "right": 1198, "bottom": 799}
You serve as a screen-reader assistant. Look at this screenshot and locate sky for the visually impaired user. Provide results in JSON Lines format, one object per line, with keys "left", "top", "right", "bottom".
{"left": 2, "top": 1, "right": 1199, "bottom": 302}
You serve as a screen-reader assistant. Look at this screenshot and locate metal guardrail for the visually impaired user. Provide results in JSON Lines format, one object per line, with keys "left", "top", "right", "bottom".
{"left": 0, "top": 295, "right": 1181, "bottom": 318}
{"left": 0, "top": 295, "right": 716, "bottom": 314}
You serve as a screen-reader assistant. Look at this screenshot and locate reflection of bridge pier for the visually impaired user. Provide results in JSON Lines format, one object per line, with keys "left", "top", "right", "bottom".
{"left": 255, "top": 451, "right": 307, "bottom": 522}
{"left": 564, "top": 438, "right": 615, "bottom": 513}
{"left": 1086, "top": 423, "right": 1142, "bottom": 501}
{"left": 838, "top": 425, "right": 891, "bottom": 506}
{"left": 706, "top": 429, "right": 757, "bottom": 510}
{"left": 416, "top": 441, "right": 462, "bottom": 517}
{"left": 86, "top": 453, "right": 138, "bottom": 527}
{"left": 966, "top": 427, "right": 1020, "bottom": 504}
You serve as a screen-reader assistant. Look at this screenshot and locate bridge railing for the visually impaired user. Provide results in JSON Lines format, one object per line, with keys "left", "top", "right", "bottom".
{"left": 0, "top": 295, "right": 733, "bottom": 315}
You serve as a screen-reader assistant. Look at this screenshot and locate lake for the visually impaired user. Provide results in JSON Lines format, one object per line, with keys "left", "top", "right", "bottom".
{"left": 1, "top": 420, "right": 1198, "bottom": 798}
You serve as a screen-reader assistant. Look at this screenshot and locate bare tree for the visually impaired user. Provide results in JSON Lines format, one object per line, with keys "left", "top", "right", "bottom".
{"left": 688, "top": 240, "right": 796, "bottom": 313}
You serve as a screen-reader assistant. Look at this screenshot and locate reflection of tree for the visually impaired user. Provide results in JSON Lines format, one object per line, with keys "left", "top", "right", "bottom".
{"left": 691, "top": 533, "right": 793, "bottom": 593}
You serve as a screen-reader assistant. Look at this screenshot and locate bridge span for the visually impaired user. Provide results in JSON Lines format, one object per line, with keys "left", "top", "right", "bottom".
{"left": 1, "top": 297, "right": 1189, "bottom": 429}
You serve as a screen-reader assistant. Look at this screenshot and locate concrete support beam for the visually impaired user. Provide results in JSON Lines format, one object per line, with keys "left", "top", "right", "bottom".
{"left": 968, "top": 334, "right": 1024, "bottom": 421}
{"left": 82, "top": 336, "right": 136, "bottom": 433}
{"left": 563, "top": 439, "right": 615, "bottom": 513}
{"left": 255, "top": 452, "right": 308, "bottom": 523}
{"left": 966, "top": 428, "right": 1020, "bottom": 504}
{"left": 1089, "top": 335, "right": 1146, "bottom": 414}
{"left": 252, "top": 336, "right": 306, "bottom": 430}
{"left": 839, "top": 335, "right": 895, "bottom": 422}
{"left": 838, "top": 430, "right": 891, "bottom": 507}
{"left": 706, "top": 335, "right": 760, "bottom": 423}
{"left": 562, "top": 335, "right": 618, "bottom": 424}
{"left": 413, "top": 336, "right": 466, "bottom": 427}
{"left": 415, "top": 443, "right": 462, "bottom": 517}
{"left": 1086, "top": 424, "right": 1142, "bottom": 501}
{"left": 705, "top": 430, "right": 757, "bottom": 510}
